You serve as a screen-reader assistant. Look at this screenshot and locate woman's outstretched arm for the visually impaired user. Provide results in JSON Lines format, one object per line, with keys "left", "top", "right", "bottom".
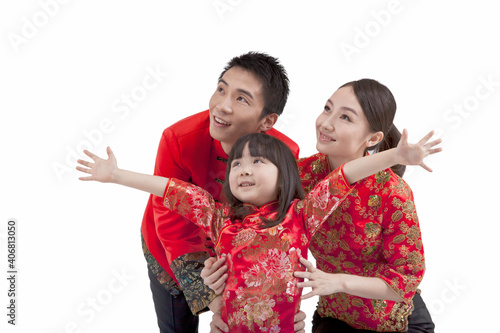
{"left": 343, "top": 129, "right": 442, "bottom": 184}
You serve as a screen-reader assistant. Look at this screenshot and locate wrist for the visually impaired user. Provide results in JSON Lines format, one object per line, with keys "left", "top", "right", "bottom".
{"left": 208, "top": 295, "right": 223, "bottom": 313}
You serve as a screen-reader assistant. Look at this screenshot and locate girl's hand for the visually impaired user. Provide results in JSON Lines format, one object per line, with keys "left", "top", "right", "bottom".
{"left": 396, "top": 129, "right": 442, "bottom": 172}
{"left": 76, "top": 147, "right": 118, "bottom": 183}
{"left": 294, "top": 256, "right": 343, "bottom": 299}
{"left": 201, "top": 256, "right": 228, "bottom": 295}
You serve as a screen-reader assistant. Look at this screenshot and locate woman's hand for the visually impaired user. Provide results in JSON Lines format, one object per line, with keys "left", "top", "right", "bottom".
{"left": 396, "top": 129, "right": 442, "bottom": 172}
{"left": 201, "top": 256, "right": 228, "bottom": 294}
{"left": 76, "top": 147, "right": 118, "bottom": 182}
{"left": 294, "top": 256, "right": 343, "bottom": 299}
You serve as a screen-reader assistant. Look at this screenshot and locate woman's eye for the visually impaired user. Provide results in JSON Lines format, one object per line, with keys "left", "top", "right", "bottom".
{"left": 324, "top": 106, "right": 331, "bottom": 113}
{"left": 340, "top": 114, "right": 351, "bottom": 122}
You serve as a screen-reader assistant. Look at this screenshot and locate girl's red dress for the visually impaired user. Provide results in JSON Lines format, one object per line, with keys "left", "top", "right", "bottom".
{"left": 163, "top": 166, "right": 351, "bottom": 332}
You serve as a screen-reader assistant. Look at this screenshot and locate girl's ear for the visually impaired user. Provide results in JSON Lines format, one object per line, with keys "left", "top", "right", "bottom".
{"left": 259, "top": 113, "right": 279, "bottom": 132}
{"left": 366, "top": 131, "right": 384, "bottom": 148}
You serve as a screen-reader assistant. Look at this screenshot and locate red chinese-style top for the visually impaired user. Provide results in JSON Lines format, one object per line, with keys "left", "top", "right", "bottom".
{"left": 298, "top": 153, "right": 425, "bottom": 332}
{"left": 140, "top": 110, "right": 299, "bottom": 314}
{"left": 163, "top": 166, "right": 351, "bottom": 332}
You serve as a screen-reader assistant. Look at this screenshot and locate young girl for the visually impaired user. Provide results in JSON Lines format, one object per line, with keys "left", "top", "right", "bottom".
{"left": 77, "top": 131, "right": 439, "bottom": 332}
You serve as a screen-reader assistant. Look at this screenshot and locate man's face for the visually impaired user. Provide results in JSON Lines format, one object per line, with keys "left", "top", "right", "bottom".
{"left": 209, "top": 66, "right": 270, "bottom": 154}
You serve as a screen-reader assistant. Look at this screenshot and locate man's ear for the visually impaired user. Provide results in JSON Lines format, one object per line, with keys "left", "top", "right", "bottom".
{"left": 259, "top": 113, "right": 279, "bottom": 132}
{"left": 366, "top": 131, "right": 384, "bottom": 148}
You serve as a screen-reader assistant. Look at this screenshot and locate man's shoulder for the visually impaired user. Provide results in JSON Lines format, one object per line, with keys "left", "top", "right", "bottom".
{"left": 267, "top": 127, "right": 300, "bottom": 158}
{"left": 162, "top": 110, "right": 211, "bottom": 142}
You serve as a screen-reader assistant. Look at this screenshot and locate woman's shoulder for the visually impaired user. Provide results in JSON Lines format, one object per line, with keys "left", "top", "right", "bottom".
{"left": 358, "top": 168, "right": 414, "bottom": 198}
{"left": 297, "top": 153, "right": 329, "bottom": 174}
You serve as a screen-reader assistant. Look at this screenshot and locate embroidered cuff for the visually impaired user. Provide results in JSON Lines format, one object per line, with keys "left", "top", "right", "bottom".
{"left": 171, "top": 251, "right": 218, "bottom": 315}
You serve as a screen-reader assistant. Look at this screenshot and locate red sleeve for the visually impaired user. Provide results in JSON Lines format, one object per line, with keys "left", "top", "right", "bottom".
{"left": 300, "top": 165, "right": 352, "bottom": 238}
{"left": 377, "top": 180, "right": 425, "bottom": 304}
{"left": 152, "top": 128, "right": 211, "bottom": 263}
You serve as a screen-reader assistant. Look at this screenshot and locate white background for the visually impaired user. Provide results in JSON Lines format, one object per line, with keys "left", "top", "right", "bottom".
{"left": 1, "top": 0, "right": 499, "bottom": 332}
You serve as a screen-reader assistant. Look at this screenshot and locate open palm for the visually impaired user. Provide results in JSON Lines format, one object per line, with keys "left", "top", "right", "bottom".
{"left": 76, "top": 147, "right": 118, "bottom": 183}
{"left": 396, "top": 129, "right": 442, "bottom": 172}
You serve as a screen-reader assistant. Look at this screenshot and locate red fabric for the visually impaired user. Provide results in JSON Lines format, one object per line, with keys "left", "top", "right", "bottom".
{"left": 162, "top": 166, "right": 351, "bottom": 332}
{"left": 140, "top": 110, "right": 300, "bottom": 284}
{"left": 298, "top": 153, "right": 425, "bottom": 332}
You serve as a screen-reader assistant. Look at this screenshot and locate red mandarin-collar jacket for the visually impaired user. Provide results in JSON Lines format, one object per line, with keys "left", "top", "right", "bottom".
{"left": 140, "top": 110, "right": 299, "bottom": 314}
{"left": 298, "top": 153, "right": 426, "bottom": 332}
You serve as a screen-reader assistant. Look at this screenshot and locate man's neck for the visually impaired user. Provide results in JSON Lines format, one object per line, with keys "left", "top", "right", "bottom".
{"left": 221, "top": 141, "right": 233, "bottom": 156}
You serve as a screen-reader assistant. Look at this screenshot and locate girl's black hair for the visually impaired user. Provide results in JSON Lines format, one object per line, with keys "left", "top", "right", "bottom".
{"left": 223, "top": 133, "right": 304, "bottom": 228}
{"left": 340, "top": 79, "right": 406, "bottom": 177}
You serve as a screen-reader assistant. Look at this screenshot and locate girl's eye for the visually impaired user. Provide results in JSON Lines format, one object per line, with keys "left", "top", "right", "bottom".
{"left": 253, "top": 159, "right": 263, "bottom": 164}
{"left": 232, "top": 161, "right": 241, "bottom": 168}
{"left": 324, "top": 106, "right": 331, "bottom": 113}
{"left": 340, "top": 114, "right": 351, "bottom": 122}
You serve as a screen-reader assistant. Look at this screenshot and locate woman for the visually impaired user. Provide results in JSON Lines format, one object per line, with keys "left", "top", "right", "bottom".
{"left": 203, "top": 79, "right": 437, "bottom": 332}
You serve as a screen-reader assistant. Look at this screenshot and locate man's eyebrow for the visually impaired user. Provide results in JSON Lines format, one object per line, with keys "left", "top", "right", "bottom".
{"left": 218, "top": 79, "right": 254, "bottom": 101}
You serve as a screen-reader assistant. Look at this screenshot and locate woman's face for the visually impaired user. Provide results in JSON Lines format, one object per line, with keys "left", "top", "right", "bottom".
{"left": 315, "top": 86, "right": 381, "bottom": 168}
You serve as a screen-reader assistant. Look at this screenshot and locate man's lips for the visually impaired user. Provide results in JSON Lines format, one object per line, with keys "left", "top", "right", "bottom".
{"left": 319, "top": 132, "right": 335, "bottom": 142}
{"left": 214, "top": 116, "right": 231, "bottom": 126}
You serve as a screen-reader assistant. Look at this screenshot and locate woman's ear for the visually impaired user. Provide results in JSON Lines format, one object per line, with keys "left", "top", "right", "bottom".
{"left": 366, "top": 131, "right": 384, "bottom": 148}
{"left": 259, "top": 113, "right": 279, "bottom": 132}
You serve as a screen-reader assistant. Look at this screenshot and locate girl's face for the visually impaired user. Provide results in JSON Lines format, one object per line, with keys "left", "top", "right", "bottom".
{"left": 316, "top": 86, "right": 382, "bottom": 169}
{"left": 228, "top": 143, "right": 279, "bottom": 207}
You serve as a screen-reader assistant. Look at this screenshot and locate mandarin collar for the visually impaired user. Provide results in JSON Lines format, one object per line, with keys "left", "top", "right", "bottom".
{"left": 242, "top": 200, "right": 280, "bottom": 216}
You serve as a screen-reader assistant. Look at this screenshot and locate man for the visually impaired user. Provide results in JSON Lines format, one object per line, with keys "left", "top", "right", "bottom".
{"left": 141, "top": 52, "right": 305, "bottom": 332}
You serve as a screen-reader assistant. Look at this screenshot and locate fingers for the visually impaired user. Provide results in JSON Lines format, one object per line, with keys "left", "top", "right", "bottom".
{"left": 83, "top": 149, "right": 99, "bottom": 161}
{"left": 76, "top": 165, "right": 91, "bottom": 174}
{"left": 300, "top": 290, "right": 316, "bottom": 300}
{"left": 400, "top": 128, "right": 409, "bottom": 145}
{"left": 203, "top": 257, "right": 217, "bottom": 271}
{"left": 211, "top": 312, "right": 229, "bottom": 333}
{"left": 298, "top": 256, "right": 315, "bottom": 271}
{"left": 294, "top": 310, "right": 306, "bottom": 332}
{"left": 418, "top": 130, "right": 435, "bottom": 145}
{"left": 420, "top": 162, "right": 433, "bottom": 173}
{"left": 106, "top": 146, "right": 117, "bottom": 163}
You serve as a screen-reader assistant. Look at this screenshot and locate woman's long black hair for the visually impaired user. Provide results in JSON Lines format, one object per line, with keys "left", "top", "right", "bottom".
{"left": 223, "top": 133, "right": 304, "bottom": 228}
{"left": 340, "top": 79, "right": 405, "bottom": 177}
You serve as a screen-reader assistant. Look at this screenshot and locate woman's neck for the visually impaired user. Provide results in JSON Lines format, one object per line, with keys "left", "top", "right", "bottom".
{"left": 327, "top": 152, "right": 366, "bottom": 171}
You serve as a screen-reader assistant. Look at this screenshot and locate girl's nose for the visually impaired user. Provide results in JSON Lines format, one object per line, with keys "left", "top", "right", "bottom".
{"left": 240, "top": 168, "right": 252, "bottom": 176}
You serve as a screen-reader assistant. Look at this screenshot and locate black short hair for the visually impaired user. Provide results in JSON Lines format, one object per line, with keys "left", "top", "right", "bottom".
{"left": 223, "top": 133, "right": 304, "bottom": 228}
{"left": 219, "top": 52, "right": 289, "bottom": 117}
